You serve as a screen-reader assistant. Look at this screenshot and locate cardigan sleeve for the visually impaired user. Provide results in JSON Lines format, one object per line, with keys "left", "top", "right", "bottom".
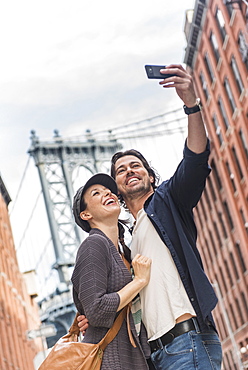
{"left": 71, "top": 233, "right": 120, "bottom": 328}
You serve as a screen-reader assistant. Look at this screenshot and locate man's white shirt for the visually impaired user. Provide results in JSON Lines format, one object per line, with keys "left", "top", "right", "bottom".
{"left": 131, "top": 208, "right": 196, "bottom": 341}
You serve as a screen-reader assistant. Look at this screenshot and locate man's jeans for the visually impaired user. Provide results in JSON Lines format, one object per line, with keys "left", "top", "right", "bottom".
{"left": 150, "top": 329, "right": 222, "bottom": 370}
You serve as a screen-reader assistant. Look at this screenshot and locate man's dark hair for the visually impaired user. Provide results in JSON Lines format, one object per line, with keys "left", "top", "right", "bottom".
{"left": 110, "top": 149, "right": 160, "bottom": 206}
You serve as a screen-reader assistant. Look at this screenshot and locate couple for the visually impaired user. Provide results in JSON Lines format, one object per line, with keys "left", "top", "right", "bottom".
{"left": 71, "top": 64, "right": 222, "bottom": 370}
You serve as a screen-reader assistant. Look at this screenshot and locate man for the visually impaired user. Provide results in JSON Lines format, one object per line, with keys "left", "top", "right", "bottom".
{"left": 77, "top": 64, "right": 222, "bottom": 369}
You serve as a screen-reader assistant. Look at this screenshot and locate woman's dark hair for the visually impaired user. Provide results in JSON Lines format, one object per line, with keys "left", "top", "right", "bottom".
{"left": 118, "top": 221, "right": 131, "bottom": 264}
{"left": 111, "top": 149, "right": 160, "bottom": 206}
{"left": 80, "top": 196, "right": 87, "bottom": 213}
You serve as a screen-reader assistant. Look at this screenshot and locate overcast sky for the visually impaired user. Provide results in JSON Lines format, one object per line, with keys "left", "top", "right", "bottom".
{"left": 0, "top": 0, "right": 195, "bottom": 195}
{"left": 0, "top": 0, "right": 196, "bottom": 292}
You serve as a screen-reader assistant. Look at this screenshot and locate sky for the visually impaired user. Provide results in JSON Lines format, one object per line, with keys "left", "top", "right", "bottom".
{"left": 0, "top": 0, "right": 196, "bottom": 295}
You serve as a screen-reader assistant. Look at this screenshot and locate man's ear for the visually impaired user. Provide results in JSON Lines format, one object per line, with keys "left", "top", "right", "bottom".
{"left": 149, "top": 175, "right": 154, "bottom": 184}
{"left": 80, "top": 211, "right": 92, "bottom": 221}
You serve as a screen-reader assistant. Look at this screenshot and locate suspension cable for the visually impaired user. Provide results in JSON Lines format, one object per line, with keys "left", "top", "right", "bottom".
{"left": 16, "top": 190, "right": 42, "bottom": 251}
{"left": 93, "top": 108, "right": 183, "bottom": 135}
{"left": 9, "top": 156, "right": 31, "bottom": 216}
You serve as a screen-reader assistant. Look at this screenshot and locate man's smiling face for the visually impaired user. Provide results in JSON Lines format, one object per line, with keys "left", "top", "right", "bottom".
{"left": 114, "top": 155, "right": 154, "bottom": 199}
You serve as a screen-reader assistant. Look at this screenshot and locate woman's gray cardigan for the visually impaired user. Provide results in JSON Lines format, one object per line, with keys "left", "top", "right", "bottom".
{"left": 71, "top": 228, "right": 150, "bottom": 370}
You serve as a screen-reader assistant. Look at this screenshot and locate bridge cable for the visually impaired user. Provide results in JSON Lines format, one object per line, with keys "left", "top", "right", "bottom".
{"left": 9, "top": 156, "right": 31, "bottom": 216}
{"left": 93, "top": 108, "right": 183, "bottom": 135}
{"left": 16, "top": 190, "right": 42, "bottom": 252}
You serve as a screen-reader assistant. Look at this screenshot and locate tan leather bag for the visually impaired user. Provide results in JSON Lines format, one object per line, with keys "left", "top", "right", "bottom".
{"left": 38, "top": 305, "right": 133, "bottom": 370}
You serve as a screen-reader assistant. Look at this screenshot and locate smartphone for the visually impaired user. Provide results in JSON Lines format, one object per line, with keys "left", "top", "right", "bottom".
{"left": 145, "top": 65, "right": 176, "bottom": 79}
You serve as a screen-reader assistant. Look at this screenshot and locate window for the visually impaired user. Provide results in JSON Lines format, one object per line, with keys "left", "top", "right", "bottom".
{"left": 238, "top": 31, "right": 248, "bottom": 70}
{"left": 199, "top": 71, "right": 209, "bottom": 101}
{"left": 214, "top": 222, "right": 222, "bottom": 249}
{"left": 232, "top": 146, "right": 244, "bottom": 180}
{"left": 211, "top": 159, "right": 223, "bottom": 190}
{"left": 225, "top": 0, "right": 233, "bottom": 18}
{"left": 212, "top": 113, "right": 223, "bottom": 145}
{"left": 217, "top": 96, "right": 230, "bottom": 130}
{"left": 219, "top": 312, "right": 228, "bottom": 339}
{"left": 200, "top": 198, "right": 207, "bottom": 221}
{"left": 218, "top": 212, "right": 228, "bottom": 239}
{"left": 204, "top": 53, "right": 215, "bottom": 82}
{"left": 215, "top": 8, "right": 226, "bottom": 42}
{"left": 223, "top": 201, "right": 234, "bottom": 230}
{"left": 241, "top": 292, "right": 248, "bottom": 318}
{"left": 225, "top": 161, "right": 236, "bottom": 192}
{"left": 219, "top": 266, "right": 228, "bottom": 293}
{"left": 201, "top": 246, "right": 209, "bottom": 270}
{"left": 209, "top": 228, "right": 218, "bottom": 256}
{"left": 235, "top": 243, "right": 246, "bottom": 272}
{"left": 207, "top": 176, "right": 216, "bottom": 201}
{"left": 204, "top": 186, "right": 211, "bottom": 210}
{"left": 235, "top": 298, "right": 245, "bottom": 324}
{"left": 239, "top": 129, "right": 248, "bottom": 159}
{"left": 224, "top": 77, "right": 236, "bottom": 113}
{"left": 195, "top": 206, "right": 203, "bottom": 228}
{"left": 230, "top": 56, "right": 244, "bottom": 94}
{"left": 224, "top": 259, "right": 233, "bottom": 286}
{"left": 226, "top": 351, "right": 236, "bottom": 370}
{"left": 214, "top": 275, "right": 222, "bottom": 296}
{"left": 230, "top": 252, "right": 239, "bottom": 280}
{"left": 210, "top": 31, "right": 220, "bottom": 63}
{"left": 205, "top": 238, "right": 213, "bottom": 263}
{"left": 240, "top": 208, "right": 248, "bottom": 235}
{"left": 229, "top": 303, "right": 238, "bottom": 330}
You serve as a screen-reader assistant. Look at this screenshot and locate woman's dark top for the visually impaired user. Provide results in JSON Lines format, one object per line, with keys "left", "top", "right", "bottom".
{"left": 72, "top": 228, "right": 149, "bottom": 370}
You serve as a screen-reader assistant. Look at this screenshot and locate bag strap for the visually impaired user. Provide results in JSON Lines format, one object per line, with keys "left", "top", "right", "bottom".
{"left": 98, "top": 303, "right": 136, "bottom": 350}
{"left": 68, "top": 304, "right": 136, "bottom": 349}
{"left": 69, "top": 312, "right": 81, "bottom": 336}
{"left": 126, "top": 304, "right": 136, "bottom": 347}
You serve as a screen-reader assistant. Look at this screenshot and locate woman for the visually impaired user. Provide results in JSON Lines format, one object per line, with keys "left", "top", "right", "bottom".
{"left": 72, "top": 173, "right": 151, "bottom": 369}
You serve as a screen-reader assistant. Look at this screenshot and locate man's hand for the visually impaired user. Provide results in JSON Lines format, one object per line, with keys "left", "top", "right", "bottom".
{"left": 77, "top": 314, "right": 89, "bottom": 335}
{"left": 132, "top": 254, "right": 152, "bottom": 286}
{"left": 159, "top": 64, "right": 197, "bottom": 107}
{"left": 159, "top": 63, "right": 207, "bottom": 153}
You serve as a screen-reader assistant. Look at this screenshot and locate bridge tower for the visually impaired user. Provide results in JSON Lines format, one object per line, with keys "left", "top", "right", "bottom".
{"left": 28, "top": 129, "right": 122, "bottom": 347}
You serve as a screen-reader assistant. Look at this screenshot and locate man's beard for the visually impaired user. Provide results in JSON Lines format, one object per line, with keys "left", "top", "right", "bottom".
{"left": 122, "top": 180, "right": 151, "bottom": 200}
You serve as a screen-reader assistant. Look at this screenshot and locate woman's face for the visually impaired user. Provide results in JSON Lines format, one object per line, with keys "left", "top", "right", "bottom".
{"left": 80, "top": 184, "right": 120, "bottom": 225}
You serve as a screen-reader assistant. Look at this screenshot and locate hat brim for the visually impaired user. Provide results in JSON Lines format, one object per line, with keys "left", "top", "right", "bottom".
{"left": 83, "top": 173, "right": 118, "bottom": 197}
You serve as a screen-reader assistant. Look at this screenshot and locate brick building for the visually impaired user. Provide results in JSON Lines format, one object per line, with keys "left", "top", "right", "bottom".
{"left": 0, "top": 175, "right": 42, "bottom": 369}
{"left": 184, "top": 0, "right": 248, "bottom": 369}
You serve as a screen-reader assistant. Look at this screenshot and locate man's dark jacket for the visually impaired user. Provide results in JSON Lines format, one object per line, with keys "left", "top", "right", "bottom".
{"left": 144, "top": 140, "right": 218, "bottom": 331}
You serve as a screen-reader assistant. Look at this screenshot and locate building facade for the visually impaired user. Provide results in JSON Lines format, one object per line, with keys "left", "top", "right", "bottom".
{"left": 184, "top": 0, "right": 248, "bottom": 369}
{"left": 0, "top": 175, "right": 42, "bottom": 369}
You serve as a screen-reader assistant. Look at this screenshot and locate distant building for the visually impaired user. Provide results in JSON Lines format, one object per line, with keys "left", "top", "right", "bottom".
{"left": 0, "top": 175, "right": 42, "bottom": 369}
{"left": 184, "top": 0, "right": 248, "bottom": 369}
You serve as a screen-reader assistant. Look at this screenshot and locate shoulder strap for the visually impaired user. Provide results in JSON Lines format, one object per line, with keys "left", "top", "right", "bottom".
{"left": 69, "top": 312, "right": 80, "bottom": 336}
{"left": 68, "top": 304, "right": 136, "bottom": 349}
{"left": 99, "top": 304, "right": 136, "bottom": 350}
{"left": 126, "top": 304, "right": 136, "bottom": 347}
